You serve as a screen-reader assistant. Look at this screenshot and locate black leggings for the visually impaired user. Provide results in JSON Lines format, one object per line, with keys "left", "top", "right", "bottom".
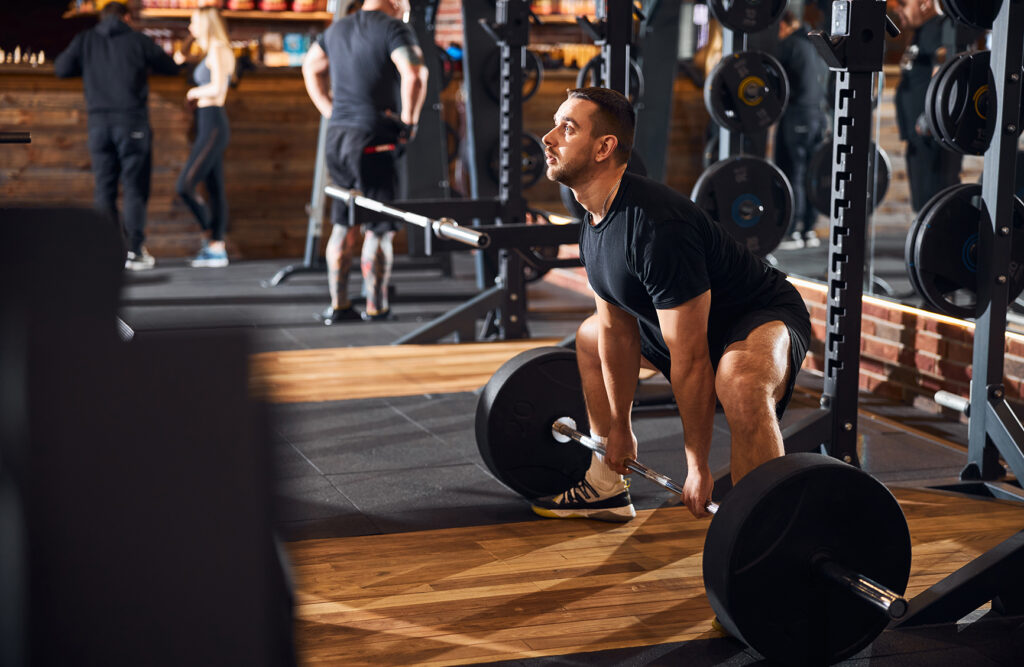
{"left": 177, "top": 106, "right": 230, "bottom": 241}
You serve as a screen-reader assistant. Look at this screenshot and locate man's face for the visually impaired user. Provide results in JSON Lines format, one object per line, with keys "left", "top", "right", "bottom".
{"left": 542, "top": 97, "right": 604, "bottom": 188}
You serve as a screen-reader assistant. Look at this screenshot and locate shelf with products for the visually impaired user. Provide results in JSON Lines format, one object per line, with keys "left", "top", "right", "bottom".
{"left": 140, "top": 8, "right": 332, "bottom": 20}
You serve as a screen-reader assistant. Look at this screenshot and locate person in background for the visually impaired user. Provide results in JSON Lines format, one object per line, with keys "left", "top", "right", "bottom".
{"left": 54, "top": 0, "right": 182, "bottom": 271}
{"left": 173, "top": 6, "right": 235, "bottom": 268}
{"left": 774, "top": 9, "right": 829, "bottom": 250}
{"left": 302, "top": 0, "right": 428, "bottom": 324}
{"left": 890, "top": 0, "right": 961, "bottom": 212}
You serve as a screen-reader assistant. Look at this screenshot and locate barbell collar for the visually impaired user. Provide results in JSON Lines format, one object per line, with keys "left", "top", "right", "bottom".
{"left": 324, "top": 186, "right": 487, "bottom": 248}
{"left": 814, "top": 557, "right": 908, "bottom": 619}
{"left": 432, "top": 217, "right": 490, "bottom": 249}
{"left": 551, "top": 417, "right": 719, "bottom": 514}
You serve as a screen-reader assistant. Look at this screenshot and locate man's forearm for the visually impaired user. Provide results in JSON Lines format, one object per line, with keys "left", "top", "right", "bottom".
{"left": 303, "top": 69, "right": 332, "bottom": 118}
{"left": 598, "top": 325, "right": 640, "bottom": 429}
{"left": 670, "top": 356, "right": 716, "bottom": 469}
{"left": 399, "top": 71, "right": 426, "bottom": 126}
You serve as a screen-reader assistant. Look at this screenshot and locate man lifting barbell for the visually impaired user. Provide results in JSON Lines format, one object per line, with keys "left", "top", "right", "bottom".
{"left": 536, "top": 87, "right": 811, "bottom": 521}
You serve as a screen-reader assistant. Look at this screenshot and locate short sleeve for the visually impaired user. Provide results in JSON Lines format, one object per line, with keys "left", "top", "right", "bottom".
{"left": 633, "top": 219, "right": 710, "bottom": 309}
{"left": 387, "top": 21, "right": 419, "bottom": 55}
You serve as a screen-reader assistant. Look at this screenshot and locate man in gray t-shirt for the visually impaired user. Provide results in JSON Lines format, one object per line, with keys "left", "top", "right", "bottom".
{"left": 302, "top": 0, "right": 428, "bottom": 323}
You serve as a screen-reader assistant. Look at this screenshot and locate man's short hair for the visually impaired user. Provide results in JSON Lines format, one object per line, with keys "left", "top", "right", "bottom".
{"left": 780, "top": 9, "right": 800, "bottom": 27}
{"left": 100, "top": 1, "right": 130, "bottom": 19}
{"left": 567, "top": 87, "right": 635, "bottom": 164}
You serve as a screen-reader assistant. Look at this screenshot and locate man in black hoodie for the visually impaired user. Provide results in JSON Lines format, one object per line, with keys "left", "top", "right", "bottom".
{"left": 55, "top": 1, "right": 181, "bottom": 270}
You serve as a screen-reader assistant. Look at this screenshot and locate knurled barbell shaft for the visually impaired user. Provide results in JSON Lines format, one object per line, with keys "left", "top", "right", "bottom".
{"left": 814, "top": 558, "right": 909, "bottom": 619}
{"left": 551, "top": 417, "right": 719, "bottom": 514}
{"left": 324, "top": 185, "right": 490, "bottom": 249}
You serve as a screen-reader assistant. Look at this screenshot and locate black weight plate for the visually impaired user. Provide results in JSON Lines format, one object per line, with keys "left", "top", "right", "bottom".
{"left": 708, "top": 0, "right": 787, "bottom": 34}
{"left": 806, "top": 140, "right": 892, "bottom": 216}
{"left": 705, "top": 51, "right": 790, "bottom": 133}
{"left": 914, "top": 184, "right": 1024, "bottom": 319}
{"left": 576, "top": 55, "right": 645, "bottom": 103}
{"left": 475, "top": 347, "right": 591, "bottom": 499}
{"left": 488, "top": 133, "right": 547, "bottom": 189}
{"left": 942, "top": 0, "right": 1001, "bottom": 31}
{"left": 482, "top": 48, "right": 543, "bottom": 103}
{"left": 704, "top": 453, "right": 911, "bottom": 666}
{"left": 693, "top": 156, "right": 793, "bottom": 256}
{"left": 904, "top": 184, "right": 969, "bottom": 303}
{"left": 923, "top": 57, "right": 956, "bottom": 150}
{"left": 933, "top": 51, "right": 996, "bottom": 155}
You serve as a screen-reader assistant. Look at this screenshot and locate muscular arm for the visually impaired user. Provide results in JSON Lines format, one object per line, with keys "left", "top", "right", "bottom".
{"left": 594, "top": 296, "right": 642, "bottom": 474}
{"left": 390, "top": 44, "right": 428, "bottom": 127}
{"left": 302, "top": 41, "right": 333, "bottom": 119}
{"left": 656, "top": 290, "right": 717, "bottom": 516}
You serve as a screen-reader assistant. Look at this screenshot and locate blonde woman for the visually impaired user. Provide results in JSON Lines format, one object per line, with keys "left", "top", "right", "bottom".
{"left": 175, "top": 7, "right": 235, "bottom": 267}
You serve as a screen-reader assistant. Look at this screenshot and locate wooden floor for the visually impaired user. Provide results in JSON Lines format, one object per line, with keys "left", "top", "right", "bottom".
{"left": 250, "top": 339, "right": 560, "bottom": 403}
{"left": 286, "top": 488, "right": 1024, "bottom": 666}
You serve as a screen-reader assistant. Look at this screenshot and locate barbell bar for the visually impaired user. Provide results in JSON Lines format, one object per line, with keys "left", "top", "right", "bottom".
{"left": 550, "top": 415, "right": 907, "bottom": 621}
{"left": 324, "top": 185, "right": 491, "bottom": 249}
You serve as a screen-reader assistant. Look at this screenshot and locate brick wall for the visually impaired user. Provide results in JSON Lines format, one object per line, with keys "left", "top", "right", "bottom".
{"left": 435, "top": 0, "right": 462, "bottom": 48}
{"left": 791, "top": 280, "right": 1024, "bottom": 414}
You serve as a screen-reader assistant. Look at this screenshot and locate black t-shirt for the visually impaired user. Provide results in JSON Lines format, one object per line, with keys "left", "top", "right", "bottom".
{"left": 776, "top": 27, "right": 828, "bottom": 110}
{"left": 579, "top": 173, "right": 789, "bottom": 360}
{"left": 320, "top": 10, "right": 418, "bottom": 131}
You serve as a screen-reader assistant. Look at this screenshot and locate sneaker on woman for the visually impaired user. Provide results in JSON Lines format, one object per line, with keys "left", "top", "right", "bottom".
{"left": 125, "top": 247, "right": 156, "bottom": 271}
{"left": 190, "top": 245, "right": 229, "bottom": 268}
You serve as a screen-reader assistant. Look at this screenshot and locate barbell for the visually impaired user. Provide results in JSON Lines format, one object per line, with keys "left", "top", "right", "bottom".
{"left": 324, "top": 185, "right": 490, "bottom": 249}
{"left": 476, "top": 347, "right": 912, "bottom": 665}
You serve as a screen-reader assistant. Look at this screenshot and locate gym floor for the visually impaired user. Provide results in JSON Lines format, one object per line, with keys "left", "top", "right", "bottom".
{"left": 120, "top": 252, "right": 1024, "bottom": 666}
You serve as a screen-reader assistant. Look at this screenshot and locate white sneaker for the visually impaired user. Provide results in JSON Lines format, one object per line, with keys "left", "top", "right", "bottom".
{"left": 125, "top": 248, "right": 155, "bottom": 271}
{"left": 803, "top": 231, "right": 822, "bottom": 248}
{"left": 531, "top": 468, "right": 636, "bottom": 523}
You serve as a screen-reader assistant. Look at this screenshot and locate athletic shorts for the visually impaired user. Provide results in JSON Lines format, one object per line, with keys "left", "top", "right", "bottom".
{"left": 639, "top": 281, "right": 811, "bottom": 419}
{"left": 325, "top": 124, "right": 400, "bottom": 235}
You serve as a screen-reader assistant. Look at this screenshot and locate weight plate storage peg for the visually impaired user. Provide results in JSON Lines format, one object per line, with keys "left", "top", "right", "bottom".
{"left": 807, "top": 140, "right": 892, "bottom": 215}
{"left": 705, "top": 51, "right": 790, "bottom": 134}
{"left": 475, "top": 347, "right": 591, "bottom": 499}
{"left": 692, "top": 156, "right": 794, "bottom": 256}
{"left": 912, "top": 184, "right": 1024, "bottom": 319}
{"left": 708, "top": 0, "right": 787, "bottom": 33}
{"left": 704, "top": 453, "right": 912, "bottom": 666}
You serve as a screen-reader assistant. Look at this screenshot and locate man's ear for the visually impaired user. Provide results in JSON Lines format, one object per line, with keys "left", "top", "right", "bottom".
{"left": 593, "top": 135, "right": 619, "bottom": 163}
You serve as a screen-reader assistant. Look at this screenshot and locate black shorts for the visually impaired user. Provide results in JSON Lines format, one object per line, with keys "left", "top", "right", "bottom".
{"left": 325, "top": 124, "right": 400, "bottom": 235}
{"left": 640, "top": 281, "right": 811, "bottom": 419}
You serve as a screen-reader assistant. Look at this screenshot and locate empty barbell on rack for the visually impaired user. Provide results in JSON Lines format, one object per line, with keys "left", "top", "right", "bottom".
{"left": 323, "top": 185, "right": 491, "bottom": 249}
{"left": 476, "top": 347, "right": 913, "bottom": 665}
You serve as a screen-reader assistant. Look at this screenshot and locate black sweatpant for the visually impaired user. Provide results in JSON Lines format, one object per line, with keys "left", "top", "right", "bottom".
{"left": 176, "top": 106, "right": 230, "bottom": 241}
{"left": 905, "top": 135, "right": 962, "bottom": 212}
{"left": 775, "top": 107, "right": 825, "bottom": 236}
{"left": 88, "top": 112, "right": 152, "bottom": 254}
